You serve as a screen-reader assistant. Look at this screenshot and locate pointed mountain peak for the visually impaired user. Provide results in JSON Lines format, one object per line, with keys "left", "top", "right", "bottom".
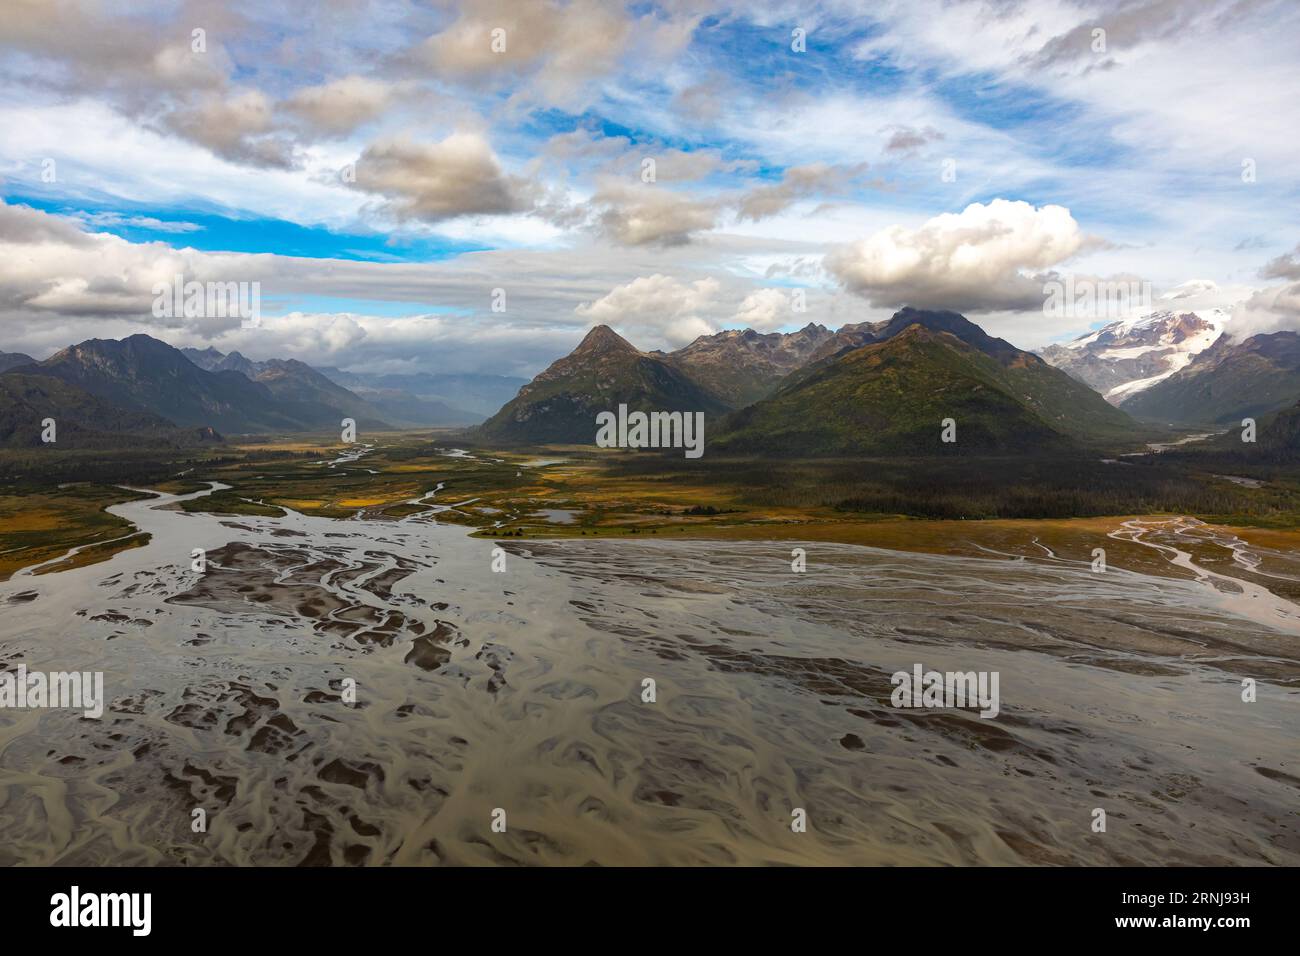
{"left": 884, "top": 307, "right": 971, "bottom": 333}
{"left": 574, "top": 325, "right": 638, "bottom": 356}
{"left": 881, "top": 307, "right": 1021, "bottom": 363}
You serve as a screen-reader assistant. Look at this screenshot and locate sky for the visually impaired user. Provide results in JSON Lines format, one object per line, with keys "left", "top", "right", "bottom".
{"left": 1, "top": 0, "right": 1298, "bottom": 379}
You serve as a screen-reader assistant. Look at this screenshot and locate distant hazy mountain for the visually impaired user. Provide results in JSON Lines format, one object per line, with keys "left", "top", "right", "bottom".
{"left": 1038, "top": 309, "right": 1226, "bottom": 403}
{"left": 478, "top": 325, "right": 729, "bottom": 444}
{"left": 664, "top": 323, "right": 834, "bottom": 407}
{"left": 181, "top": 347, "right": 390, "bottom": 429}
{"left": 181, "top": 346, "right": 262, "bottom": 377}
{"left": 1120, "top": 330, "right": 1300, "bottom": 426}
{"left": 316, "top": 367, "right": 523, "bottom": 422}
{"left": 713, "top": 309, "right": 1139, "bottom": 456}
{"left": 0, "top": 371, "right": 220, "bottom": 448}
{"left": 23, "top": 335, "right": 388, "bottom": 434}
{"left": 0, "top": 350, "right": 37, "bottom": 373}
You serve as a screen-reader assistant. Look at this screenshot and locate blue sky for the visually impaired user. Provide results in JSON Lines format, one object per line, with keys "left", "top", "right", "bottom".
{"left": 0, "top": 0, "right": 1297, "bottom": 376}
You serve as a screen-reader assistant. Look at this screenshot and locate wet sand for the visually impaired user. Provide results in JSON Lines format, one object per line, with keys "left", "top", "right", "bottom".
{"left": 0, "top": 483, "right": 1297, "bottom": 865}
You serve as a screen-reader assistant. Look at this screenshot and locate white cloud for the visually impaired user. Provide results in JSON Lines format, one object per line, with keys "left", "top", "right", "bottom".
{"left": 1229, "top": 282, "right": 1300, "bottom": 339}
{"left": 576, "top": 273, "right": 721, "bottom": 347}
{"left": 733, "top": 288, "right": 794, "bottom": 332}
{"left": 825, "top": 199, "right": 1088, "bottom": 312}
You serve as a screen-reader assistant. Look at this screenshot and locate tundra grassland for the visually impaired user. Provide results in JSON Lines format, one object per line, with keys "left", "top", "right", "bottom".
{"left": 3, "top": 432, "right": 1299, "bottom": 589}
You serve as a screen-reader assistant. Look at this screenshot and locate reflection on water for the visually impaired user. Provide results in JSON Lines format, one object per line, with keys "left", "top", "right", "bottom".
{"left": 0, "top": 484, "right": 1297, "bottom": 866}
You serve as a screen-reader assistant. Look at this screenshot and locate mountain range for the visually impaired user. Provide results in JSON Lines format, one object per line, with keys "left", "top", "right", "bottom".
{"left": 1036, "top": 308, "right": 1300, "bottom": 429}
{"left": 1121, "top": 330, "right": 1300, "bottom": 426}
{"left": 20, "top": 335, "right": 381, "bottom": 435}
{"left": 479, "top": 308, "right": 1143, "bottom": 454}
{"left": 11, "top": 307, "right": 1300, "bottom": 455}
{"left": 661, "top": 322, "right": 836, "bottom": 407}
{"left": 713, "top": 309, "right": 1138, "bottom": 455}
{"left": 0, "top": 334, "right": 524, "bottom": 447}
{"left": 1038, "top": 309, "right": 1226, "bottom": 403}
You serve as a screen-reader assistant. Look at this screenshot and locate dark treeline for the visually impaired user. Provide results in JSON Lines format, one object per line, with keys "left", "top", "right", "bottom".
{"left": 603, "top": 452, "right": 1300, "bottom": 524}
{"left": 0, "top": 447, "right": 316, "bottom": 485}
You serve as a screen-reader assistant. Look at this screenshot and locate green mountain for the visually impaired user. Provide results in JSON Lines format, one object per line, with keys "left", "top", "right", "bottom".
{"left": 478, "top": 325, "right": 729, "bottom": 444}
{"left": 1252, "top": 401, "right": 1300, "bottom": 451}
{"left": 1120, "top": 331, "right": 1300, "bottom": 425}
{"left": 713, "top": 309, "right": 1140, "bottom": 456}
{"left": 0, "top": 372, "right": 220, "bottom": 448}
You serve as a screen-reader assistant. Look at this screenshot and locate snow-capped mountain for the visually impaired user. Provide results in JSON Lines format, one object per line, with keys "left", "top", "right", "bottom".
{"left": 1037, "top": 309, "right": 1228, "bottom": 403}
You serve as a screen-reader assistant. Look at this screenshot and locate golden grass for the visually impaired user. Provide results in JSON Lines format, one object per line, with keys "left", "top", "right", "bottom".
{"left": 0, "top": 485, "right": 150, "bottom": 581}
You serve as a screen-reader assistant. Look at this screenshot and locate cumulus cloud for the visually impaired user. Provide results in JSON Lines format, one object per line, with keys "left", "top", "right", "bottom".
{"left": 586, "top": 182, "right": 719, "bottom": 246}
{"left": 825, "top": 199, "right": 1088, "bottom": 312}
{"left": 351, "top": 133, "right": 532, "bottom": 222}
{"left": 575, "top": 273, "right": 720, "bottom": 347}
{"left": 1228, "top": 283, "right": 1300, "bottom": 338}
{"left": 733, "top": 288, "right": 796, "bottom": 332}
{"left": 160, "top": 89, "right": 296, "bottom": 169}
{"left": 284, "top": 76, "right": 395, "bottom": 136}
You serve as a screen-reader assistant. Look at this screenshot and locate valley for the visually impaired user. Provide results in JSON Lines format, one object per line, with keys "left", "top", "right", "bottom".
{"left": 2, "top": 435, "right": 1298, "bottom": 866}
{"left": 3, "top": 307, "right": 1300, "bottom": 869}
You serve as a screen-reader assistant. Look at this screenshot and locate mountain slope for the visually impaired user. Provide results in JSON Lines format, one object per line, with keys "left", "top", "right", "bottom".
{"left": 247, "top": 358, "right": 390, "bottom": 428}
{"left": 0, "top": 350, "right": 37, "bottom": 373}
{"left": 182, "top": 347, "right": 391, "bottom": 427}
{"left": 1120, "top": 331, "right": 1300, "bottom": 425}
{"left": 665, "top": 323, "right": 833, "bottom": 407}
{"left": 478, "top": 325, "right": 729, "bottom": 444}
{"left": 805, "top": 321, "right": 883, "bottom": 365}
{"left": 0, "top": 372, "right": 219, "bottom": 448}
{"left": 1038, "top": 309, "right": 1226, "bottom": 403}
{"left": 713, "top": 309, "right": 1140, "bottom": 456}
